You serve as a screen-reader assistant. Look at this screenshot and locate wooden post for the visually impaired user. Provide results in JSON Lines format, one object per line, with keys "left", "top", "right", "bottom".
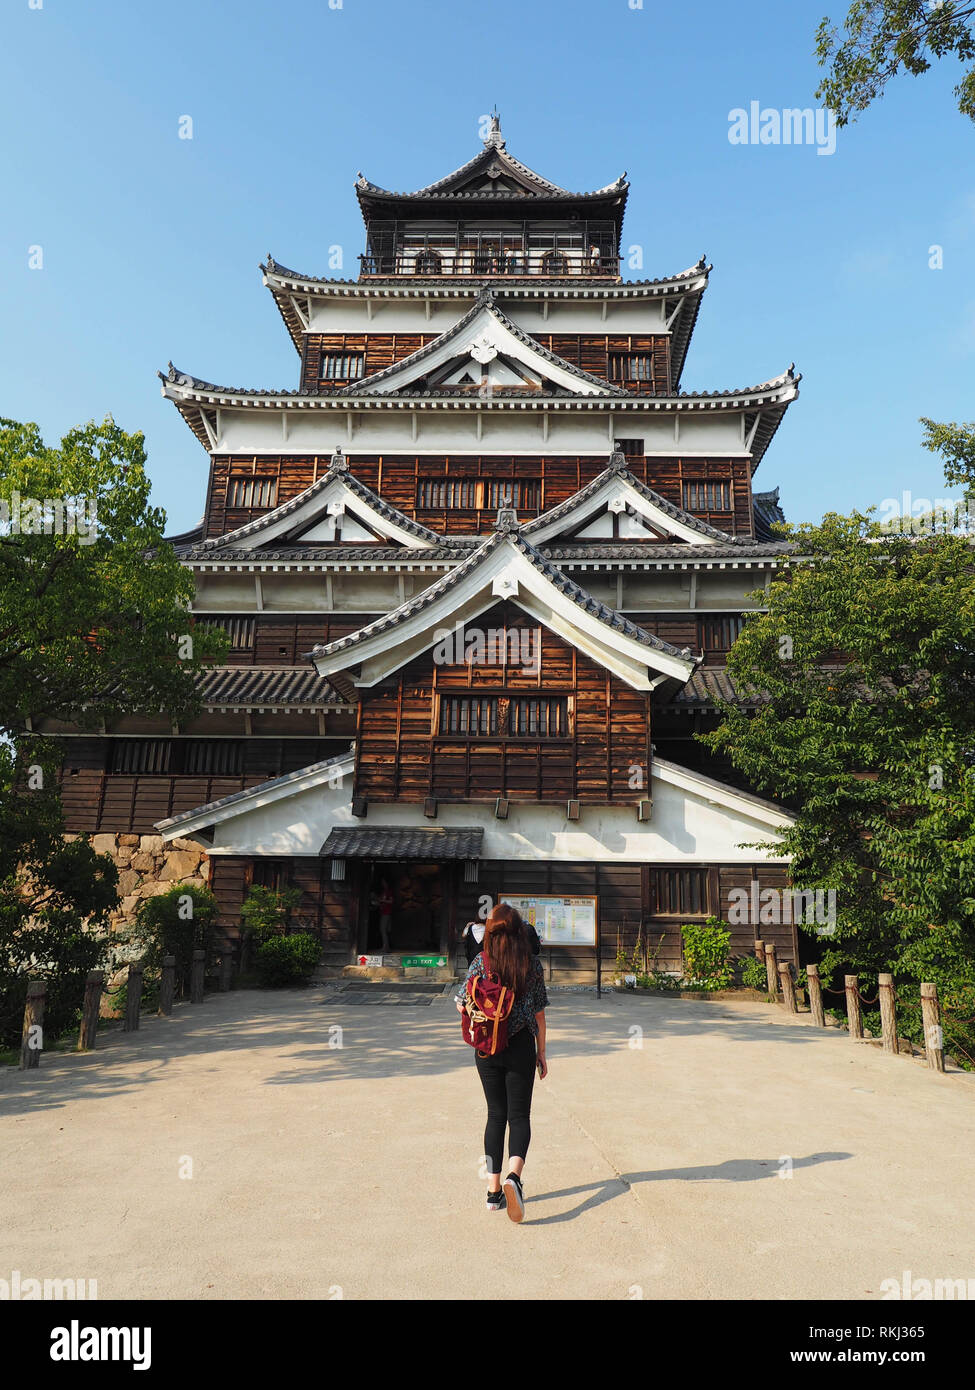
{"left": 764, "top": 941, "right": 778, "bottom": 998}
{"left": 159, "top": 955, "right": 175, "bottom": 1016}
{"left": 753, "top": 935, "right": 764, "bottom": 962}
{"left": 777, "top": 961, "right": 797, "bottom": 1013}
{"left": 124, "top": 961, "right": 143, "bottom": 1032}
{"left": 78, "top": 970, "right": 103, "bottom": 1050}
{"left": 218, "top": 953, "right": 233, "bottom": 993}
{"left": 190, "top": 948, "right": 206, "bottom": 1004}
{"left": 806, "top": 963, "right": 825, "bottom": 1027}
{"left": 19, "top": 981, "right": 46, "bottom": 1070}
{"left": 845, "top": 975, "right": 863, "bottom": 1039}
{"left": 878, "top": 973, "right": 897, "bottom": 1054}
{"left": 921, "top": 982, "right": 945, "bottom": 1073}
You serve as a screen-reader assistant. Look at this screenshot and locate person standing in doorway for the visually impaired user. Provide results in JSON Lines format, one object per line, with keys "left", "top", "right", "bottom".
{"left": 457, "top": 903, "right": 548, "bottom": 1222}
{"left": 378, "top": 877, "right": 394, "bottom": 954}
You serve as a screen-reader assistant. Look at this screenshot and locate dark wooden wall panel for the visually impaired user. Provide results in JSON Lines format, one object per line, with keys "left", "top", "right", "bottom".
{"left": 353, "top": 603, "right": 651, "bottom": 806}
{"left": 203, "top": 454, "right": 755, "bottom": 539}
{"left": 57, "top": 739, "right": 338, "bottom": 833}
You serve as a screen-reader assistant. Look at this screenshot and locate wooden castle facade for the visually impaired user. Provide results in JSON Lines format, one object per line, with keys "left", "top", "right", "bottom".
{"left": 52, "top": 118, "right": 802, "bottom": 979}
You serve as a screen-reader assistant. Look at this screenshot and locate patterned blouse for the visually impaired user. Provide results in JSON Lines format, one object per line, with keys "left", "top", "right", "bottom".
{"left": 463, "top": 953, "right": 549, "bottom": 1042}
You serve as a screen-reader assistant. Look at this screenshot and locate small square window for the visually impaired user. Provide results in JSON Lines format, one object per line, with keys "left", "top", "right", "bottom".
{"left": 320, "top": 353, "right": 365, "bottom": 381}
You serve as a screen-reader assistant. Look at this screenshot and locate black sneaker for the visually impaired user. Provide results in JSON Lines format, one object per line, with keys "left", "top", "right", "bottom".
{"left": 503, "top": 1172, "right": 525, "bottom": 1223}
{"left": 486, "top": 1189, "right": 506, "bottom": 1213}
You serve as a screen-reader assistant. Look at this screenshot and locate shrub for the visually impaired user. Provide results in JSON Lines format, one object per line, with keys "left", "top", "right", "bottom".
{"left": 133, "top": 884, "right": 218, "bottom": 999}
{"left": 680, "top": 917, "right": 733, "bottom": 988}
{"left": 637, "top": 970, "right": 682, "bottom": 991}
{"left": 240, "top": 885, "right": 303, "bottom": 942}
{"left": 733, "top": 953, "right": 769, "bottom": 991}
{"left": 254, "top": 933, "right": 320, "bottom": 988}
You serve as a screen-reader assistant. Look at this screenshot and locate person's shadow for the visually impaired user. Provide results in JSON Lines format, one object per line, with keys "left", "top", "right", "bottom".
{"left": 527, "top": 1152, "right": 851, "bottom": 1224}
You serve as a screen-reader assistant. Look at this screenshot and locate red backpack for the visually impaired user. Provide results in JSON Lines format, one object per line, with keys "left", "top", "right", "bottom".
{"left": 461, "top": 947, "right": 514, "bottom": 1056}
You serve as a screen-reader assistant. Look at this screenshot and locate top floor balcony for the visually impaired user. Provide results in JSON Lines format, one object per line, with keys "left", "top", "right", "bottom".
{"left": 358, "top": 226, "right": 622, "bottom": 281}
{"left": 359, "top": 248, "right": 622, "bottom": 279}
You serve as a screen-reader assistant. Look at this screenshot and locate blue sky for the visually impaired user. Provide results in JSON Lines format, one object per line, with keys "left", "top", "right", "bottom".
{"left": 2, "top": 0, "right": 973, "bottom": 533}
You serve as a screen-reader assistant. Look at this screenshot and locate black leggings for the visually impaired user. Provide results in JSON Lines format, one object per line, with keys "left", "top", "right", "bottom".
{"left": 475, "top": 1027, "right": 536, "bottom": 1174}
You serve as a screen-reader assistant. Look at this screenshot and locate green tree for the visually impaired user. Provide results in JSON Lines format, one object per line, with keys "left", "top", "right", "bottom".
{"left": 0, "top": 737, "right": 119, "bottom": 1048}
{"left": 240, "top": 885, "right": 303, "bottom": 942}
{"left": 701, "top": 512, "right": 975, "bottom": 1010}
{"left": 815, "top": 2, "right": 975, "bottom": 125}
{"left": 920, "top": 416, "right": 975, "bottom": 497}
{"left": 133, "top": 884, "right": 219, "bottom": 999}
{"left": 0, "top": 416, "right": 226, "bottom": 730}
{"left": 0, "top": 416, "right": 227, "bottom": 1050}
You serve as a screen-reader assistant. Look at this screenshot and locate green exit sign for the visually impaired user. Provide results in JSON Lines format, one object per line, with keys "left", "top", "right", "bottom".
{"left": 402, "top": 955, "right": 447, "bottom": 969}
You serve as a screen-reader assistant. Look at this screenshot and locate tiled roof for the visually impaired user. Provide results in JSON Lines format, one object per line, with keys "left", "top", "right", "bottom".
{"left": 345, "top": 289, "right": 630, "bottom": 397}
{"left": 179, "top": 543, "right": 476, "bottom": 562}
{"left": 260, "top": 255, "right": 710, "bottom": 370}
{"left": 542, "top": 541, "right": 795, "bottom": 562}
{"left": 160, "top": 358, "right": 795, "bottom": 409}
{"left": 321, "top": 825, "right": 484, "bottom": 860}
{"left": 180, "top": 539, "right": 794, "bottom": 566}
{"left": 308, "top": 521, "right": 692, "bottom": 665}
{"left": 522, "top": 449, "right": 753, "bottom": 545}
{"left": 667, "top": 668, "right": 770, "bottom": 708}
{"left": 262, "top": 254, "right": 708, "bottom": 293}
{"left": 753, "top": 487, "right": 787, "bottom": 541}
{"left": 196, "top": 666, "right": 345, "bottom": 709}
{"left": 360, "top": 121, "right": 576, "bottom": 198}
{"left": 156, "top": 747, "right": 355, "bottom": 832}
{"left": 185, "top": 452, "right": 440, "bottom": 555}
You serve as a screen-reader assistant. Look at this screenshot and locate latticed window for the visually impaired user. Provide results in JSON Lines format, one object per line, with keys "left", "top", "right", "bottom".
{"left": 615, "top": 438, "right": 644, "bottom": 456}
{"left": 509, "top": 696, "right": 568, "bottom": 738}
{"left": 182, "top": 741, "right": 244, "bottom": 776}
{"left": 252, "top": 860, "right": 292, "bottom": 894}
{"left": 609, "top": 354, "right": 653, "bottom": 382}
{"left": 320, "top": 352, "right": 364, "bottom": 381}
{"left": 227, "top": 477, "right": 277, "bottom": 508}
{"left": 650, "top": 868, "right": 709, "bottom": 917}
{"left": 111, "top": 740, "right": 173, "bottom": 775}
{"left": 439, "top": 694, "right": 569, "bottom": 739}
{"left": 683, "top": 480, "right": 731, "bottom": 511}
{"left": 416, "top": 478, "right": 478, "bottom": 509}
{"left": 416, "top": 479, "right": 541, "bottom": 511}
{"left": 210, "top": 617, "right": 255, "bottom": 649}
{"left": 485, "top": 479, "right": 541, "bottom": 511}
{"left": 439, "top": 695, "right": 497, "bottom": 736}
{"left": 700, "top": 616, "right": 745, "bottom": 652}
{"left": 110, "top": 740, "right": 244, "bottom": 776}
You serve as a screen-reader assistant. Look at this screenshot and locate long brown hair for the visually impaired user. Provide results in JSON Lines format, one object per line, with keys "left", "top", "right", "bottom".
{"left": 483, "top": 903, "right": 532, "bottom": 995}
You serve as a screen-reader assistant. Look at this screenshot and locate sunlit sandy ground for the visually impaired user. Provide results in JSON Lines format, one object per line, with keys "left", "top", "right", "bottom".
{"left": 1, "top": 985, "right": 972, "bottom": 1300}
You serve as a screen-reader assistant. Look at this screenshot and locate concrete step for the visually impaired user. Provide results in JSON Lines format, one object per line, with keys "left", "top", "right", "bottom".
{"left": 313, "top": 953, "right": 460, "bottom": 985}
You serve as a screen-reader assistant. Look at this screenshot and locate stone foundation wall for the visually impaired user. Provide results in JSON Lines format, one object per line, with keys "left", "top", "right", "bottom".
{"left": 66, "top": 832, "right": 212, "bottom": 934}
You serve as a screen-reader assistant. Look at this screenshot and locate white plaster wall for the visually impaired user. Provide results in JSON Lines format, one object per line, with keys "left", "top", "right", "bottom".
{"left": 301, "top": 295, "right": 670, "bottom": 336}
{"left": 202, "top": 765, "right": 790, "bottom": 864}
{"left": 209, "top": 410, "right": 748, "bottom": 457}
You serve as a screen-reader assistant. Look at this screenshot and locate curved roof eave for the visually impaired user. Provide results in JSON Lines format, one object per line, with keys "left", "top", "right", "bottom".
{"left": 261, "top": 254, "right": 706, "bottom": 295}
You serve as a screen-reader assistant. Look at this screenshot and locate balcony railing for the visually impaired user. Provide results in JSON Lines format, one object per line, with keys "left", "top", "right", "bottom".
{"left": 358, "top": 251, "right": 622, "bottom": 279}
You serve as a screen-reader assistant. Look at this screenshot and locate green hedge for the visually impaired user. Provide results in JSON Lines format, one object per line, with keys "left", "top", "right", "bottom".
{"left": 254, "top": 933, "right": 320, "bottom": 988}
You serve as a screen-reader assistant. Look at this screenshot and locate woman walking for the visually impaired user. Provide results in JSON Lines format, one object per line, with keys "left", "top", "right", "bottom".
{"left": 458, "top": 903, "right": 548, "bottom": 1222}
